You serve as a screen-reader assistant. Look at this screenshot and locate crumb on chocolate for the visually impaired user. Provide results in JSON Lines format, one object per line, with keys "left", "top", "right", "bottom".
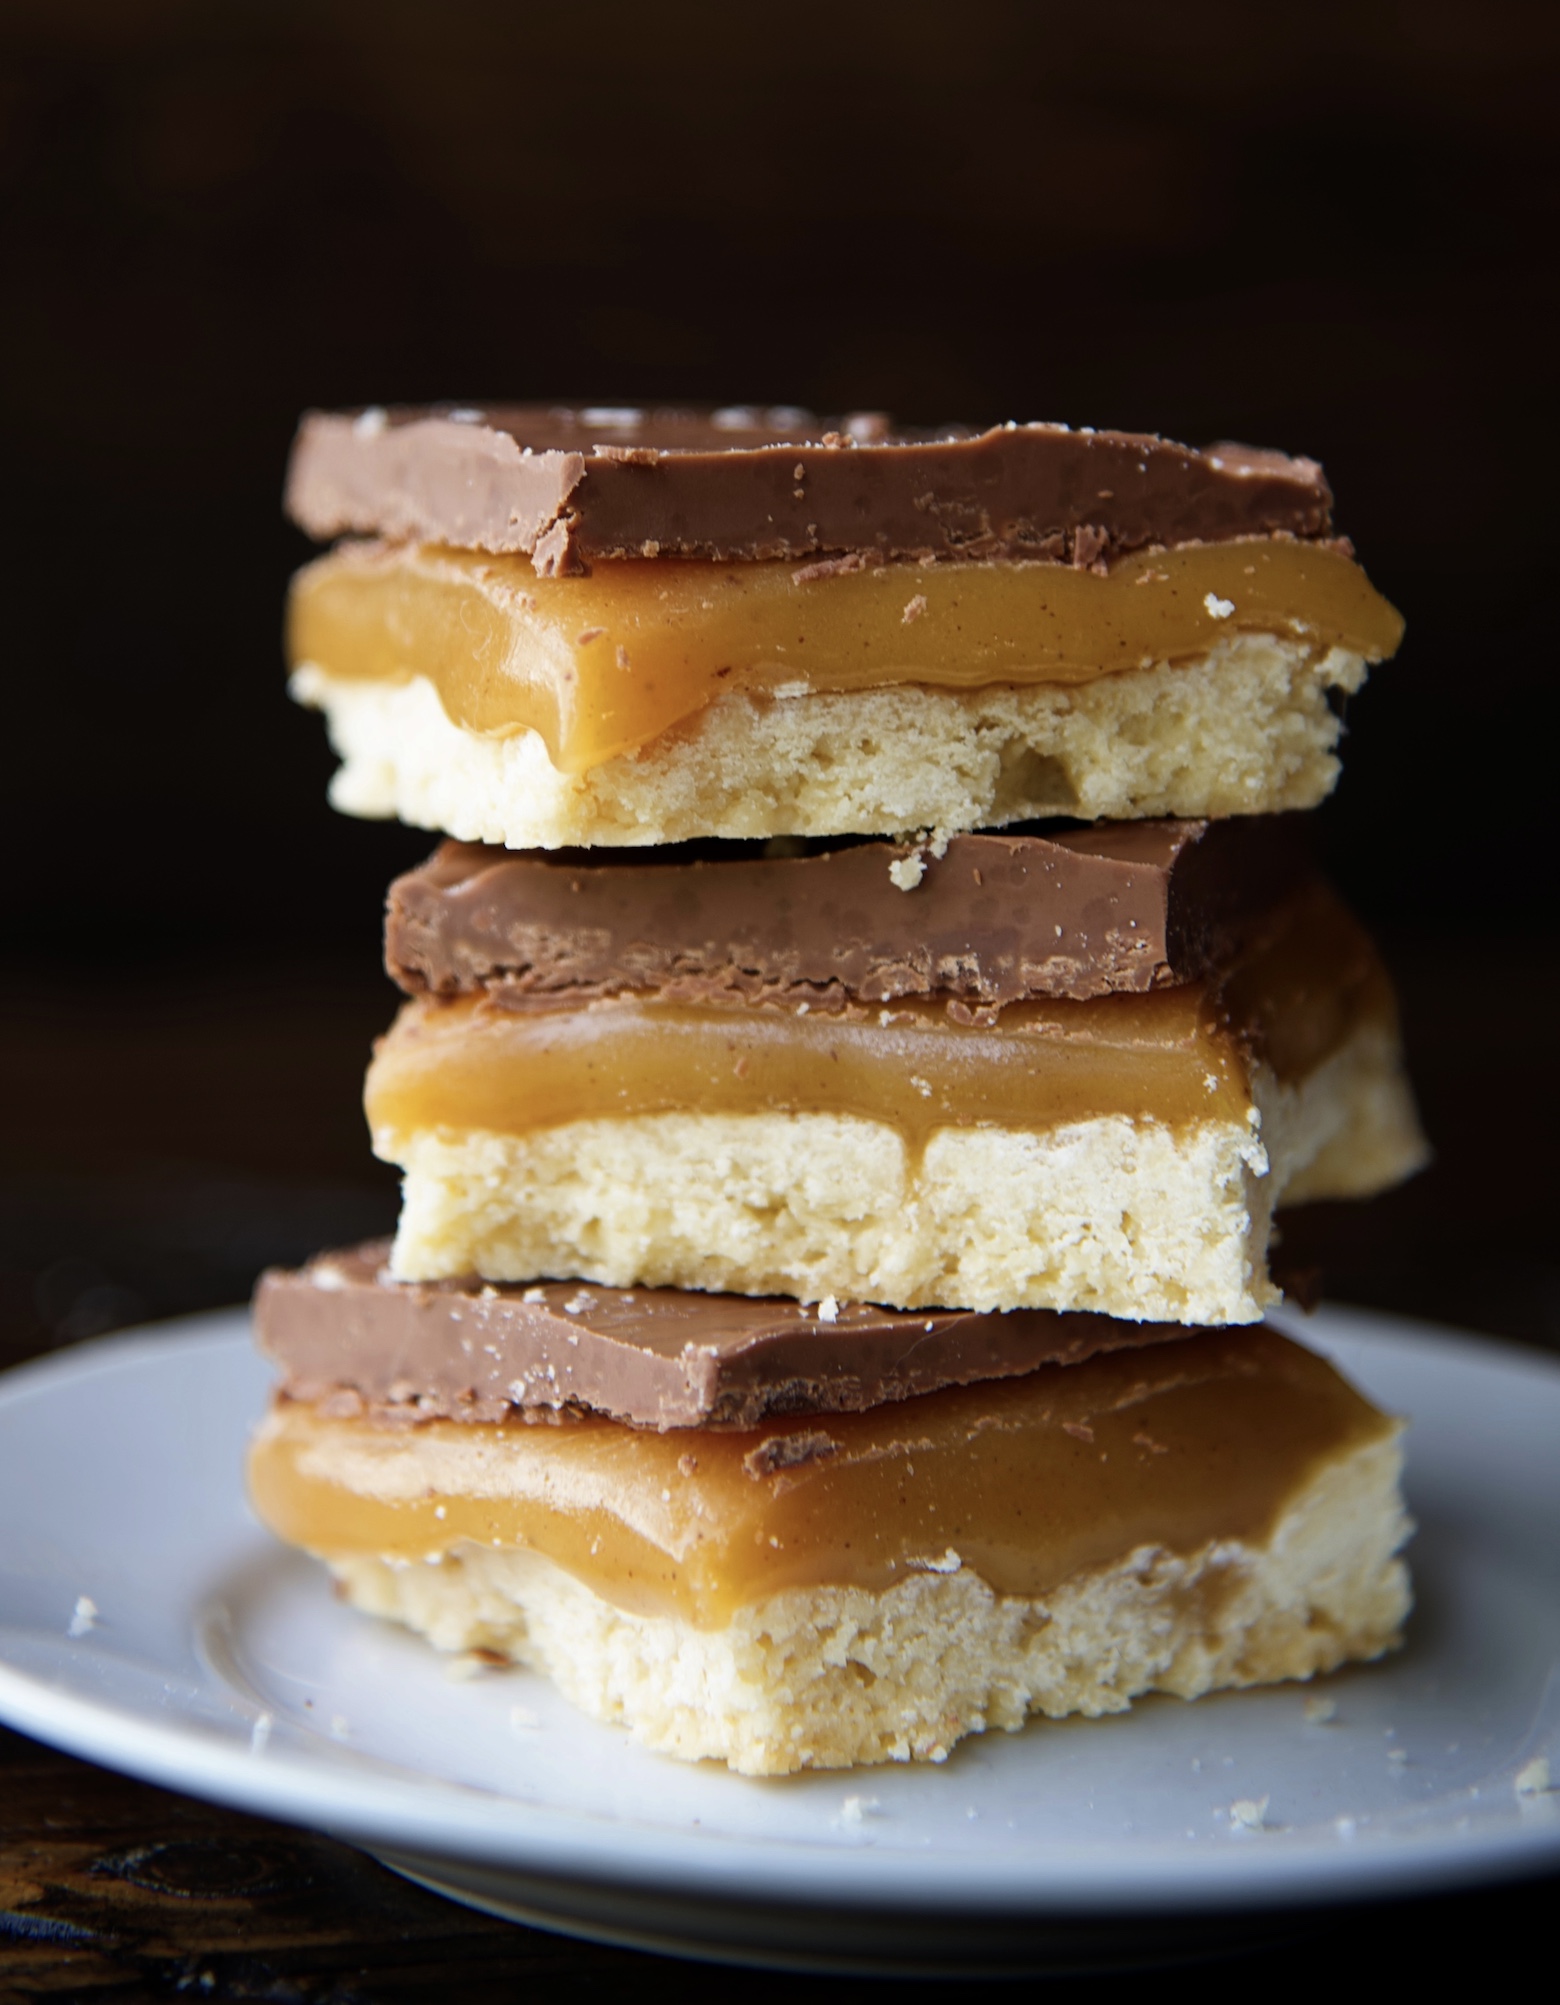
{"left": 791, "top": 551, "right": 877, "bottom": 585}
{"left": 1072, "top": 523, "right": 1109, "bottom": 570}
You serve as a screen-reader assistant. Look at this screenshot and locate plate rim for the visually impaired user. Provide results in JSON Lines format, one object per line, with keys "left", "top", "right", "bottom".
{"left": 2, "top": 1305, "right": 1559, "bottom": 1920}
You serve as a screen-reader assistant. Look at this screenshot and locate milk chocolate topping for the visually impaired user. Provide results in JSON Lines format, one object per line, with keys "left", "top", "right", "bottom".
{"left": 385, "top": 819, "right": 1306, "bottom": 1008}
{"left": 285, "top": 405, "right": 1333, "bottom": 576}
{"left": 254, "top": 1243, "right": 1195, "bottom": 1430}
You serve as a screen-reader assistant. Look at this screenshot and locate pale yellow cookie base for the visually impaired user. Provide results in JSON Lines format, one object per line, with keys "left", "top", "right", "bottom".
{"left": 379, "top": 1018, "right": 1427, "bottom": 1322}
{"left": 328, "top": 1429, "right": 1410, "bottom": 1775}
{"left": 292, "top": 634, "right": 1367, "bottom": 846}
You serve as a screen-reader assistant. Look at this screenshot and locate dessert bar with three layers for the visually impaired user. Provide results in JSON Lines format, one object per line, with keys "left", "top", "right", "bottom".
{"left": 285, "top": 408, "right": 1403, "bottom": 845}
{"left": 368, "top": 829, "right": 1423, "bottom": 1323}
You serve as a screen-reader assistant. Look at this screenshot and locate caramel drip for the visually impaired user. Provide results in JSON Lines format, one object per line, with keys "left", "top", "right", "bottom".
{"left": 247, "top": 1329, "right": 1393, "bottom": 1628}
{"left": 364, "top": 884, "right": 1389, "bottom": 1151}
{"left": 288, "top": 540, "right": 1403, "bottom": 775}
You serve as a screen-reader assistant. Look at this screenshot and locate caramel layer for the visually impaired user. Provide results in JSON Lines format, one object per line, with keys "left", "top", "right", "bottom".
{"left": 365, "top": 883, "right": 1389, "bottom": 1151}
{"left": 289, "top": 540, "right": 1403, "bottom": 775}
{"left": 248, "top": 1328, "right": 1393, "bottom": 1627}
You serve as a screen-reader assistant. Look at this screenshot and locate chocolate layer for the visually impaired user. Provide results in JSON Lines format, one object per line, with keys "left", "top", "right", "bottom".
{"left": 285, "top": 404, "right": 1333, "bottom": 576}
{"left": 254, "top": 1242, "right": 1195, "bottom": 1431}
{"left": 385, "top": 819, "right": 1307, "bottom": 1009}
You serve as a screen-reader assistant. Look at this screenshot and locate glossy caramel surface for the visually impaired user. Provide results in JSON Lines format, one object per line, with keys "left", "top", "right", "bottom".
{"left": 288, "top": 539, "right": 1403, "bottom": 774}
{"left": 368, "top": 985, "right": 1247, "bottom": 1147}
{"left": 248, "top": 1329, "right": 1392, "bottom": 1627}
{"left": 365, "top": 883, "right": 1390, "bottom": 1150}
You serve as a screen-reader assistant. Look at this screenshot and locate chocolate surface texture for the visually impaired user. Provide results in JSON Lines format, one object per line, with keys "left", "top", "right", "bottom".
{"left": 255, "top": 1243, "right": 1197, "bottom": 1431}
{"left": 285, "top": 404, "right": 1334, "bottom": 575}
{"left": 386, "top": 818, "right": 1307, "bottom": 1009}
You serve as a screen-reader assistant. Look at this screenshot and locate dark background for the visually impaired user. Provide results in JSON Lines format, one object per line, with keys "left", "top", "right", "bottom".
{"left": 1, "top": 3, "right": 1557, "bottom": 1995}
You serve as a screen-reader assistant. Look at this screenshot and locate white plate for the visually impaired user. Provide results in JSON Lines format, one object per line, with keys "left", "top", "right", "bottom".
{"left": 0, "top": 1307, "right": 1557, "bottom": 1972}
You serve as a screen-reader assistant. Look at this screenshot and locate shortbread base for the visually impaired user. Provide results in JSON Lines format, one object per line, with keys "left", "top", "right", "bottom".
{"left": 381, "top": 1018, "right": 1427, "bottom": 1322}
{"left": 328, "top": 1429, "right": 1409, "bottom": 1775}
{"left": 293, "top": 634, "right": 1367, "bottom": 846}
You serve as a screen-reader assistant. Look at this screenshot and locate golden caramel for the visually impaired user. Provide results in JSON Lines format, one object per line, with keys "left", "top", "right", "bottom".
{"left": 365, "top": 884, "right": 1391, "bottom": 1153}
{"left": 289, "top": 539, "right": 1404, "bottom": 775}
{"left": 369, "top": 987, "right": 1246, "bottom": 1147}
{"left": 248, "top": 1329, "right": 1392, "bottom": 1628}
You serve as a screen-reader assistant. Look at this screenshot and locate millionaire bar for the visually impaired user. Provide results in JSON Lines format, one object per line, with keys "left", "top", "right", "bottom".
{"left": 248, "top": 1325, "right": 1412, "bottom": 1772}
{"left": 386, "top": 819, "right": 1307, "bottom": 1009}
{"left": 256, "top": 1242, "right": 1197, "bottom": 1431}
{"left": 285, "top": 405, "right": 1335, "bottom": 575}
{"left": 370, "top": 880, "right": 1430, "bottom": 1322}
{"left": 284, "top": 408, "right": 1403, "bottom": 847}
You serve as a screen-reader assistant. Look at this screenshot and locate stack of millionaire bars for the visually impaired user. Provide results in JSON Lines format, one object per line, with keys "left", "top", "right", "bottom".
{"left": 250, "top": 407, "right": 1429, "bottom": 1774}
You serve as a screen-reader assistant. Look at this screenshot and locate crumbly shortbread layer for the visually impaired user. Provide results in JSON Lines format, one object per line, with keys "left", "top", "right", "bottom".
{"left": 329, "top": 1430, "right": 1410, "bottom": 1775}
{"left": 292, "top": 634, "right": 1367, "bottom": 846}
{"left": 381, "top": 1018, "right": 1426, "bottom": 1322}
